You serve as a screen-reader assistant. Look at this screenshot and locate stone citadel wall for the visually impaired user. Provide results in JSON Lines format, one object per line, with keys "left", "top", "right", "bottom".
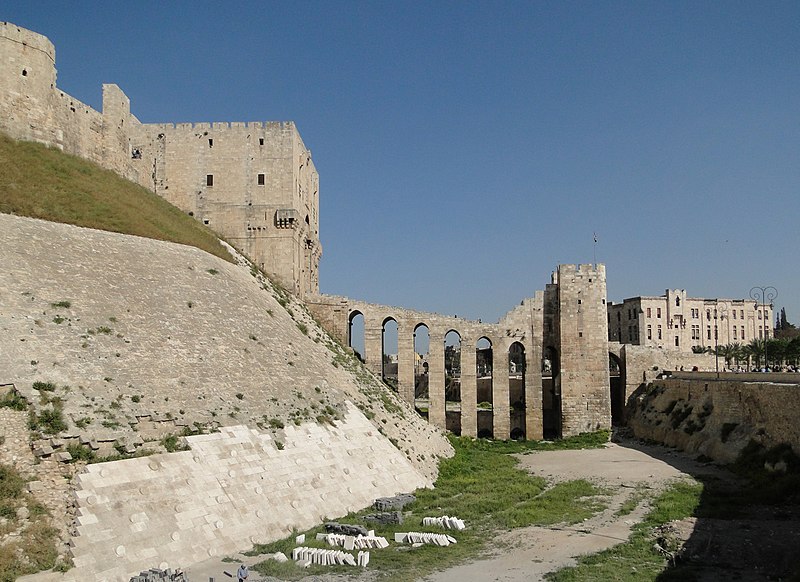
{"left": 0, "top": 21, "right": 319, "bottom": 295}
{"left": 63, "top": 408, "right": 427, "bottom": 582}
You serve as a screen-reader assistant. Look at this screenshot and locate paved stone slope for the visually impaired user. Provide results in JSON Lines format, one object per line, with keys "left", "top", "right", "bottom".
{"left": 62, "top": 404, "right": 426, "bottom": 581}
{"left": 1, "top": 213, "right": 453, "bottom": 578}
{"left": 0, "top": 213, "right": 451, "bottom": 478}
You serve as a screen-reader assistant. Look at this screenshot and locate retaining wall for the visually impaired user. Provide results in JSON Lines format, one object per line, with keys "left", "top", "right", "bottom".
{"left": 627, "top": 378, "right": 800, "bottom": 463}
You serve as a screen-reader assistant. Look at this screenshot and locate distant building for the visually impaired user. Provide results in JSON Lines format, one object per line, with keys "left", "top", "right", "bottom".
{"left": 608, "top": 289, "right": 773, "bottom": 351}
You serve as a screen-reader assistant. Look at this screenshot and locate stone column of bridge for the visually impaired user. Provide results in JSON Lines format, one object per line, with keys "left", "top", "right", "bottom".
{"left": 460, "top": 340, "right": 478, "bottom": 437}
{"left": 493, "top": 346, "right": 511, "bottom": 440}
{"left": 427, "top": 330, "right": 446, "bottom": 430}
{"left": 397, "top": 320, "right": 415, "bottom": 405}
{"left": 364, "top": 316, "right": 384, "bottom": 380}
{"left": 525, "top": 350, "right": 544, "bottom": 440}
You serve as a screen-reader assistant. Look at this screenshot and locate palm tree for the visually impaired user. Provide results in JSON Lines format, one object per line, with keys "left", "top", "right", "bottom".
{"left": 729, "top": 342, "right": 745, "bottom": 368}
{"left": 717, "top": 344, "right": 738, "bottom": 369}
{"left": 746, "top": 339, "right": 765, "bottom": 369}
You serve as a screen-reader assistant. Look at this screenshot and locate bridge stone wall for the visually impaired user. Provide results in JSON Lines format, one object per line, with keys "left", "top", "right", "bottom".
{"left": 308, "top": 264, "right": 611, "bottom": 440}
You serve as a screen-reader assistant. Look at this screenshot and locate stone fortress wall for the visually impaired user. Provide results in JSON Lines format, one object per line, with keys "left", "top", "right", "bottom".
{"left": 0, "top": 21, "right": 319, "bottom": 296}
{"left": 0, "top": 21, "right": 618, "bottom": 440}
{"left": 66, "top": 406, "right": 428, "bottom": 582}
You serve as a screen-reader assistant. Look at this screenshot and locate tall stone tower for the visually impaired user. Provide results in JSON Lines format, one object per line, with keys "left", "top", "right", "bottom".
{"left": 554, "top": 264, "right": 611, "bottom": 435}
{"left": 0, "top": 22, "right": 58, "bottom": 146}
{"left": 0, "top": 22, "right": 322, "bottom": 298}
{"left": 128, "top": 121, "right": 321, "bottom": 296}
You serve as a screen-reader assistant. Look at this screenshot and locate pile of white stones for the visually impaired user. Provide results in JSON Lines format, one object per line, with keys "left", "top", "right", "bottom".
{"left": 291, "top": 546, "right": 370, "bottom": 568}
{"left": 394, "top": 532, "right": 458, "bottom": 547}
{"left": 422, "top": 515, "right": 466, "bottom": 530}
{"left": 318, "top": 532, "right": 390, "bottom": 550}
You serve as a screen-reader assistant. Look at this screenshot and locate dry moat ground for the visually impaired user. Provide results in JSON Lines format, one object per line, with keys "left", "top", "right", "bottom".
{"left": 186, "top": 436, "right": 800, "bottom": 582}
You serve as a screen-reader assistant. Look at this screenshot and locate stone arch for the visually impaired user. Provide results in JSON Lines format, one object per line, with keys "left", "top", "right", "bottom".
{"left": 609, "top": 352, "right": 625, "bottom": 426}
{"left": 476, "top": 336, "right": 493, "bottom": 438}
{"left": 509, "top": 341, "right": 526, "bottom": 440}
{"left": 444, "top": 330, "right": 462, "bottom": 435}
{"left": 348, "top": 310, "right": 365, "bottom": 362}
{"left": 382, "top": 317, "right": 398, "bottom": 390}
{"left": 414, "top": 323, "right": 430, "bottom": 418}
{"left": 542, "top": 345, "right": 560, "bottom": 439}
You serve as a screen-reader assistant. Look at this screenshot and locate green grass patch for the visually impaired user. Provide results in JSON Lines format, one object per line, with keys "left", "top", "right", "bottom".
{"left": 0, "top": 464, "right": 60, "bottom": 580}
{"left": 0, "top": 132, "right": 231, "bottom": 263}
{"left": 0, "top": 389, "right": 28, "bottom": 411}
{"left": 545, "top": 479, "right": 702, "bottom": 582}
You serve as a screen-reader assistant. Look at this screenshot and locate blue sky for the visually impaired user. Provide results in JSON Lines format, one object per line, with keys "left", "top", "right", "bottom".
{"left": 4, "top": 1, "right": 798, "bottom": 324}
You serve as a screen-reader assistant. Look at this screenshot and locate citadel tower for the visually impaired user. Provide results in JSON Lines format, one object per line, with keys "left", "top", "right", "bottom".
{"left": 0, "top": 21, "right": 320, "bottom": 295}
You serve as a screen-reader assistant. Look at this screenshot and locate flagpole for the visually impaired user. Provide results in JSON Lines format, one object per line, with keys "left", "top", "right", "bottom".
{"left": 593, "top": 232, "right": 597, "bottom": 265}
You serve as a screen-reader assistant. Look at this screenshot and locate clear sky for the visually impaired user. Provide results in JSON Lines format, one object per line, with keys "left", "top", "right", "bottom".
{"left": 4, "top": 1, "right": 798, "bottom": 324}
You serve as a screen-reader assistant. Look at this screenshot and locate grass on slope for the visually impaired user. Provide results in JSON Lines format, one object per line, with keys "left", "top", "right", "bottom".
{"left": 0, "top": 132, "right": 232, "bottom": 262}
{"left": 0, "top": 464, "right": 64, "bottom": 580}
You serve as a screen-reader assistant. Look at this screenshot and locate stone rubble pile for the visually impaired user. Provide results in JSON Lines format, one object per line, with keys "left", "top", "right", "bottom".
{"left": 324, "top": 521, "right": 369, "bottom": 537}
{"left": 291, "top": 546, "right": 369, "bottom": 567}
{"left": 129, "top": 568, "right": 187, "bottom": 582}
{"left": 318, "top": 532, "right": 390, "bottom": 550}
{"left": 422, "top": 515, "right": 466, "bottom": 530}
{"left": 394, "top": 532, "right": 458, "bottom": 546}
{"left": 363, "top": 510, "right": 403, "bottom": 524}
{"left": 373, "top": 493, "right": 416, "bottom": 511}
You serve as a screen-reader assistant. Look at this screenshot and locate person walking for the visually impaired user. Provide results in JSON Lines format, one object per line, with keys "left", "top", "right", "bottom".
{"left": 237, "top": 563, "right": 249, "bottom": 582}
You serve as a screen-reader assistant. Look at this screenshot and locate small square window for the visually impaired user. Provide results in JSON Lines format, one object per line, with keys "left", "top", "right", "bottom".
{"left": 258, "top": 173, "right": 265, "bottom": 185}
{"left": 206, "top": 174, "right": 214, "bottom": 187}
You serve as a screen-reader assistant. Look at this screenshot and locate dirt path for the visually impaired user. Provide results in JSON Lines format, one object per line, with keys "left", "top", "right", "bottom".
{"left": 186, "top": 439, "right": 800, "bottom": 581}
{"left": 421, "top": 440, "right": 723, "bottom": 582}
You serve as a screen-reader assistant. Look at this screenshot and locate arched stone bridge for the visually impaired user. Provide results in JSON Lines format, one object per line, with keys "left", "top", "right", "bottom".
{"left": 308, "top": 295, "right": 543, "bottom": 440}
{"left": 308, "top": 264, "right": 613, "bottom": 440}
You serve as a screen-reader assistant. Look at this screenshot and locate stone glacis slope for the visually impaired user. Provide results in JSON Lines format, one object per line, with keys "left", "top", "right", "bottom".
{"left": 0, "top": 134, "right": 452, "bottom": 579}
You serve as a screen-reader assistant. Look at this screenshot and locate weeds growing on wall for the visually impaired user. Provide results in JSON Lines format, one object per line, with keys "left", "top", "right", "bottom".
{"left": 0, "top": 389, "right": 28, "bottom": 411}
{"left": 0, "top": 464, "right": 61, "bottom": 580}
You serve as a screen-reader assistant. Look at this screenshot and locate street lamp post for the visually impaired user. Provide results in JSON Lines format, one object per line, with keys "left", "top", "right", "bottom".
{"left": 749, "top": 286, "right": 778, "bottom": 371}
{"left": 714, "top": 304, "right": 728, "bottom": 379}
